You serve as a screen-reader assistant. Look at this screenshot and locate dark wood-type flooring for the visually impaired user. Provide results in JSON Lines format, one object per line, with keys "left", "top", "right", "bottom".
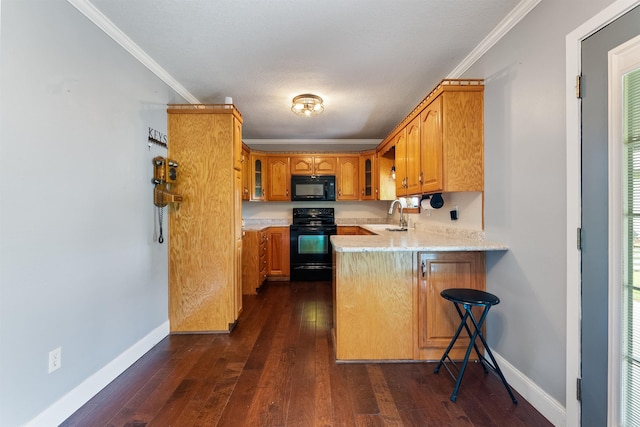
{"left": 62, "top": 281, "right": 553, "bottom": 427}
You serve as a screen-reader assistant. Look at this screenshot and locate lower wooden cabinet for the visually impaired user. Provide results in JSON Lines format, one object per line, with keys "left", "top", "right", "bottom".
{"left": 337, "top": 226, "right": 376, "bottom": 235}
{"left": 332, "top": 249, "right": 487, "bottom": 361}
{"left": 267, "top": 226, "right": 290, "bottom": 279}
{"left": 416, "top": 251, "right": 486, "bottom": 360}
{"left": 242, "top": 229, "right": 268, "bottom": 295}
{"left": 337, "top": 226, "right": 360, "bottom": 235}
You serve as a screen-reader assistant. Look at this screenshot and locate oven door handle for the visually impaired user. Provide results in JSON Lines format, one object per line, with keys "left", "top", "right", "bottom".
{"left": 291, "top": 227, "right": 330, "bottom": 233}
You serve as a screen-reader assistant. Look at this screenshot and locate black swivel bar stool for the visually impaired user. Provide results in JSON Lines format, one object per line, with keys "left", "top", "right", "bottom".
{"left": 434, "top": 288, "right": 518, "bottom": 404}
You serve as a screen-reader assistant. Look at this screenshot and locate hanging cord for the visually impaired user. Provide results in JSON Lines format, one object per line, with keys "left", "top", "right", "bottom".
{"left": 158, "top": 205, "right": 164, "bottom": 244}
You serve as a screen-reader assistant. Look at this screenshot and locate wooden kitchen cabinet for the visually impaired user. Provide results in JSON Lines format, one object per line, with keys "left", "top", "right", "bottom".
{"left": 242, "top": 229, "right": 268, "bottom": 294}
{"left": 290, "top": 155, "right": 337, "bottom": 176}
{"left": 377, "top": 143, "right": 397, "bottom": 201}
{"left": 333, "top": 248, "right": 487, "bottom": 361}
{"left": 336, "top": 156, "right": 359, "bottom": 200}
{"left": 419, "top": 96, "right": 443, "bottom": 193}
{"left": 360, "top": 150, "right": 377, "bottom": 200}
{"left": 393, "top": 129, "right": 407, "bottom": 197}
{"left": 266, "top": 156, "right": 290, "bottom": 201}
{"left": 333, "top": 250, "right": 415, "bottom": 360}
{"left": 167, "top": 105, "right": 243, "bottom": 332}
{"left": 241, "top": 144, "right": 250, "bottom": 201}
{"left": 267, "top": 226, "right": 290, "bottom": 279}
{"left": 393, "top": 116, "right": 421, "bottom": 197}
{"left": 381, "top": 79, "right": 484, "bottom": 197}
{"left": 416, "top": 251, "right": 486, "bottom": 360}
{"left": 337, "top": 226, "right": 360, "bottom": 235}
{"left": 234, "top": 170, "right": 243, "bottom": 316}
{"left": 419, "top": 87, "right": 483, "bottom": 194}
{"left": 337, "top": 225, "right": 375, "bottom": 235}
{"left": 405, "top": 116, "right": 422, "bottom": 195}
{"left": 233, "top": 115, "right": 243, "bottom": 172}
{"left": 250, "top": 152, "right": 267, "bottom": 201}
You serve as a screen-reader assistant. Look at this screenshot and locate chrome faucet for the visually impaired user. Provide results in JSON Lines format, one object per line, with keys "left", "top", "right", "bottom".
{"left": 388, "top": 199, "right": 407, "bottom": 228}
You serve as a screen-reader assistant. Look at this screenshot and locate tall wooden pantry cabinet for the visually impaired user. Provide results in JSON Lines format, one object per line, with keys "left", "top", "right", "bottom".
{"left": 167, "top": 105, "right": 243, "bottom": 332}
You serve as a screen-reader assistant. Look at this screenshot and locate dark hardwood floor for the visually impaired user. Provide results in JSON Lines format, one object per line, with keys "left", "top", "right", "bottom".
{"left": 62, "top": 281, "right": 553, "bottom": 426}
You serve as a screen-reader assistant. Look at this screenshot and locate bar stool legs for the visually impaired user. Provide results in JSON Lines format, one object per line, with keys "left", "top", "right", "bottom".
{"left": 434, "top": 288, "right": 518, "bottom": 404}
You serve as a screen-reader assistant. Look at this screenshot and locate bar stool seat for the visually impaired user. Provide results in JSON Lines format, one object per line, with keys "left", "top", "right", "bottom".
{"left": 434, "top": 288, "right": 518, "bottom": 404}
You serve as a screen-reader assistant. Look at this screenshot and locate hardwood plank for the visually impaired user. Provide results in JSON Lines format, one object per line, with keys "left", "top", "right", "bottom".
{"left": 367, "top": 364, "right": 403, "bottom": 426}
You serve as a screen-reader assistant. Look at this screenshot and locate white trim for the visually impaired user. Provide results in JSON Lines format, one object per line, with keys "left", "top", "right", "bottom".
{"left": 492, "top": 351, "right": 565, "bottom": 426}
{"left": 608, "top": 34, "right": 640, "bottom": 427}
{"left": 566, "top": 2, "right": 640, "bottom": 427}
{"left": 66, "top": 0, "right": 200, "bottom": 104}
{"left": 24, "top": 321, "right": 170, "bottom": 427}
{"left": 447, "top": 0, "right": 542, "bottom": 78}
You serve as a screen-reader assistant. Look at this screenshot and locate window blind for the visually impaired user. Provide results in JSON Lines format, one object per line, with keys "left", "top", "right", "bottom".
{"left": 623, "top": 67, "right": 640, "bottom": 426}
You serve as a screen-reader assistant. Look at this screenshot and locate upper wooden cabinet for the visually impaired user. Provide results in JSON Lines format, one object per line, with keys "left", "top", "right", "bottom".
{"left": 424, "top": 87, "right": 483, "bottom": 193}
{"left": 290, "top": 155, "right": 337, "bottom": 175}
{"left": 393, "top": 130, "right": 407, "bottom": 197}
{"left": 394, "top": 116, "right": 421, "bottom": 196}
{"left": 419, "top": 96, "right": 443, "bottom": 193}
{"left": 360, "top": 151, "right": 376, "bottom": 200}
{"left": 337, "top": 156, "right": 359, "bottom": 200}
{"left": 377, "top": 144, "right": 396, "bottom": 201}
{"left": 250, "top": 152, "right": 267, "bottom": 201}
{"left": 380, "top": 79, "right": 484, "bottom": 197}
{"left": 267, "top": 156, "right": 290, "bottom": 201}
{"left": 241, "top": 144, "right": 250, "bottom": 201}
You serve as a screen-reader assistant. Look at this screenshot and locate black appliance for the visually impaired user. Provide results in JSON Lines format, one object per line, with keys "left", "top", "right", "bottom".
{"left": 290, "top": 207, "right": 337, "bottom": 281}
{"left": 290, "top": 175, "right": 336, "bottom": 201}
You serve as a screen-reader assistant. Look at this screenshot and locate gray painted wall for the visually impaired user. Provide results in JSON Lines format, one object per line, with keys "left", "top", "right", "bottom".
{"left": 0, "top": 1, "right": 184, "bottom": 425}
{"left": 464, "top": 0, "right": 615, "bottom": 405}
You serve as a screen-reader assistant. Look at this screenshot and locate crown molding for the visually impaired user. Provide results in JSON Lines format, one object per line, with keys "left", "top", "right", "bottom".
{"left": 67, "top": 0, "right": 201, "bottom": 104}
{"left": 68, "top": 0, "right": 540, "bottom": 106}
{"left": 243, "top": 139, "right": 381, "bottom": 145}
{"left": 448, "top": 0, "right": 542, "bottom": 78}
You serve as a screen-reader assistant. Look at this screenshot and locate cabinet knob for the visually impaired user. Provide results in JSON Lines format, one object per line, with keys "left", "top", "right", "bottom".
{"left": 421, "top": 260, "right": 426, "bottom": 277}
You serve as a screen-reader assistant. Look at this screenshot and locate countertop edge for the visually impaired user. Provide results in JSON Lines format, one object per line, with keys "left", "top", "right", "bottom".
{"left": 331, "top": 225, "right": 509, "bottom": 253}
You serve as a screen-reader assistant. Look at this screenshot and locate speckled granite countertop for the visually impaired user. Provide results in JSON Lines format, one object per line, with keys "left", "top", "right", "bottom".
{"left": 331, "top": 224, "right": 508, "bottom": 253}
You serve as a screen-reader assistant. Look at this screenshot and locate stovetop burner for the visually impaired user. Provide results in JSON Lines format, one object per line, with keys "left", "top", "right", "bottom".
{"left": 292, "top": 207, "right": 335, "bottom": 226}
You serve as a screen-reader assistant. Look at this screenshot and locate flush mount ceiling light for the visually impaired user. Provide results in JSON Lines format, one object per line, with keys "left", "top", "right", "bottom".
{"left": 291, "top": 94, "right": 324, "bottom": 117}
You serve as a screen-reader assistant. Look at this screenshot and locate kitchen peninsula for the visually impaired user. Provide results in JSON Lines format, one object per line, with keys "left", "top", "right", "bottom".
{"left": 330, "top": 225, "right": 507, "bottom": 361}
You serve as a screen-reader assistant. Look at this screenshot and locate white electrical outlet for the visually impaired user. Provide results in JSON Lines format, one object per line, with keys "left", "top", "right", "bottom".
{"left": 48, "top": 347, "right": 61, "bottom": 373}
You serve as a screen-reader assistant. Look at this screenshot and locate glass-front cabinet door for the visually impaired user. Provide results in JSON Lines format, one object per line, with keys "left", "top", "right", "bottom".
{"left": 251, "top": 153, "right": 266, "bottom": 201}
{"left": 360, "top": 151, "right": 376, "bottom": 200}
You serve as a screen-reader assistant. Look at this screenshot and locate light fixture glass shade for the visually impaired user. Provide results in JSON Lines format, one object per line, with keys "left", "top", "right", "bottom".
{"left": 291, "top": 94, "right": 324, "bottom": 117}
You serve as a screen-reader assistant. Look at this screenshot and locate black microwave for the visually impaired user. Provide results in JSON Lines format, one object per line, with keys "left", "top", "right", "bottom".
{"left": 291, "top": 175, "right": 336, "bottom": 201}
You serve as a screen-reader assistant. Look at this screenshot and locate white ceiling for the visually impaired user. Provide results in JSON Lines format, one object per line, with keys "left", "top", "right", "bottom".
{"left": 78, "top": 0, "right": 530, "bottom": 151}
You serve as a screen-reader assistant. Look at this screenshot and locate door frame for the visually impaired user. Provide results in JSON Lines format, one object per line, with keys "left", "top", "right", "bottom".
{"left": 566, "top": 1, "right": 640, "bottom": 426}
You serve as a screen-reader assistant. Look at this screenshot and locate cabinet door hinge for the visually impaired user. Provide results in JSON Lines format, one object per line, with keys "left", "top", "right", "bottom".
{"left": 577, "top": 227, "right": 582, "bottom": 251}
{"left": 576, "top": 75, "right": 582, "bottom": 99}
{"left": 576, "top": 377, "right": 582, "bottom": 401}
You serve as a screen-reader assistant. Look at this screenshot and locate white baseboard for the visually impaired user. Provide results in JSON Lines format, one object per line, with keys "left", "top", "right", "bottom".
{"left": 25, "top": 321, "right": 170, "bottom": 427}
{"left": 493, "top": 351, "right": 566, "bottom": 426}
